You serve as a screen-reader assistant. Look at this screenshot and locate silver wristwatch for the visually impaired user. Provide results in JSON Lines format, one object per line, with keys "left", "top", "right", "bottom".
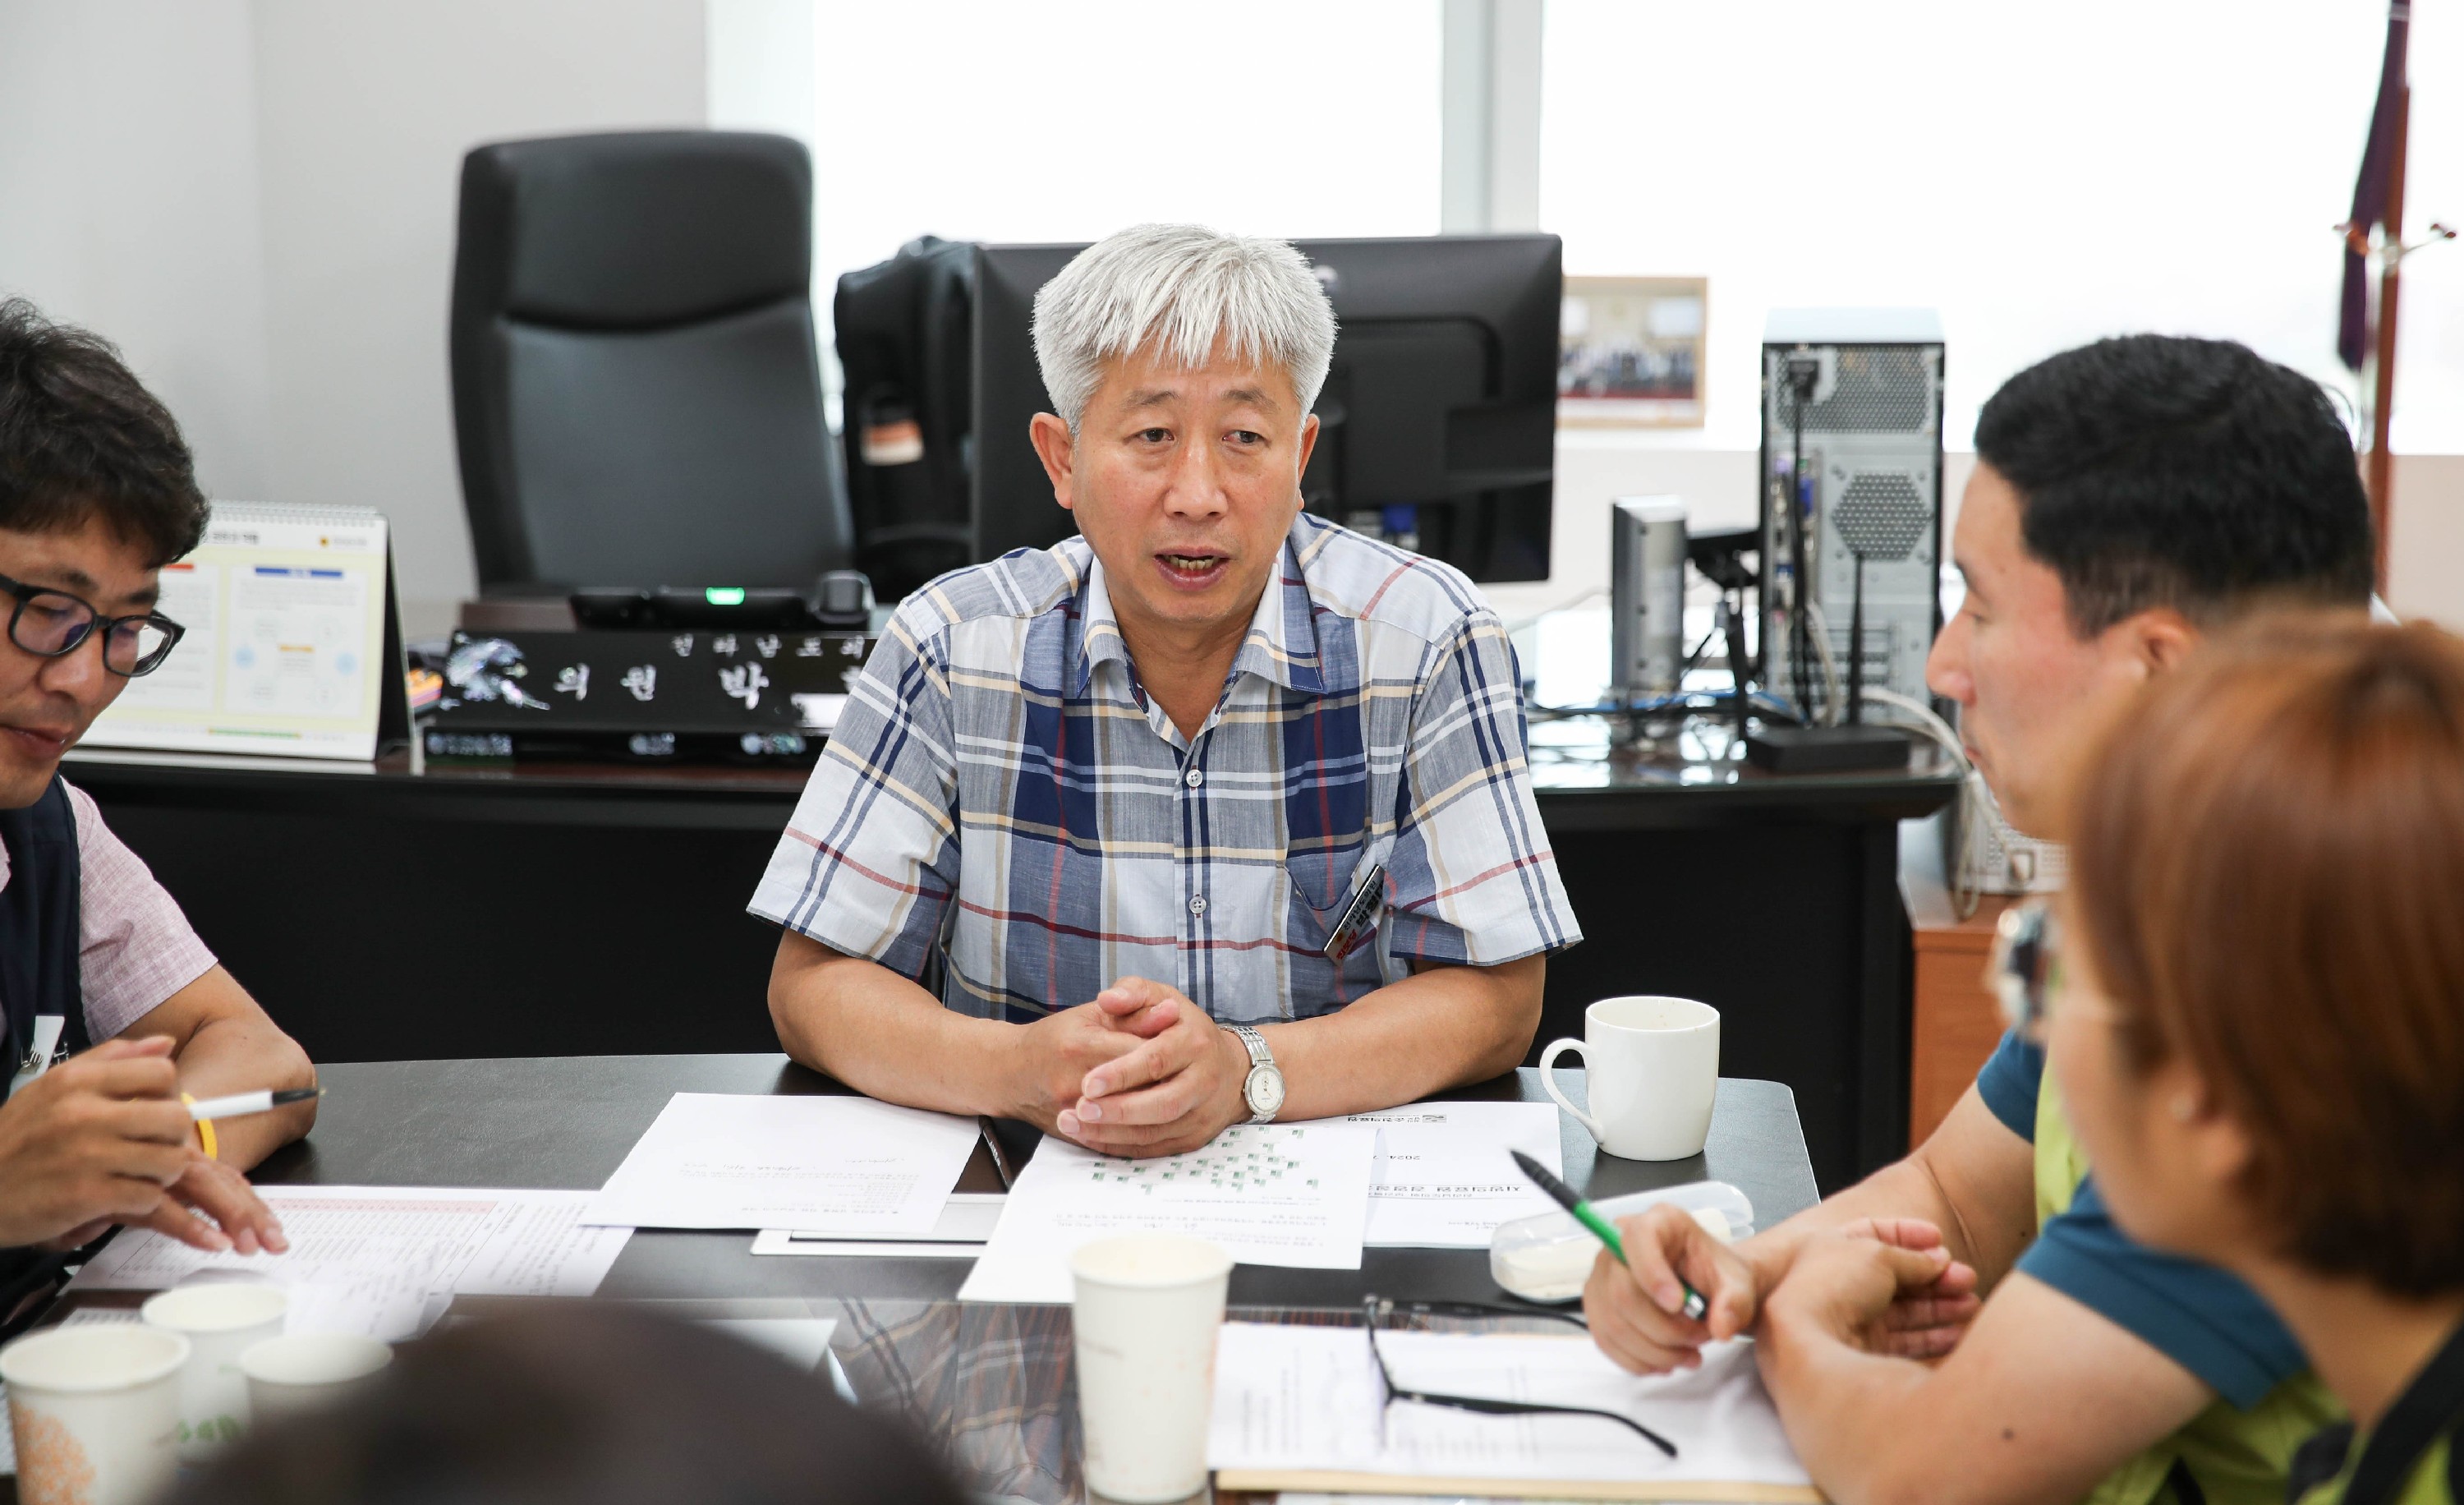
{"left": 1226, "top": 1024, "right": 1285, "bottom": 1123}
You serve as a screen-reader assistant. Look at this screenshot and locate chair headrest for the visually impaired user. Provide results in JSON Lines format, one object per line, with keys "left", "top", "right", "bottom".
{"left": 457, "top": 131, "right": 811, "bottom": 329}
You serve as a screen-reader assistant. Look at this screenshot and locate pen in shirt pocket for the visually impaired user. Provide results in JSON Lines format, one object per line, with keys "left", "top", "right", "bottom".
{"left": 1323, "top": 861, "right": 1387, "bottom": 960}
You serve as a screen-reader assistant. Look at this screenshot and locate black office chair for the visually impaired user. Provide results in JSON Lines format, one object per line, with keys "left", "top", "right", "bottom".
{"left": 448, "top": 131, "right": 851, "bottom": 595}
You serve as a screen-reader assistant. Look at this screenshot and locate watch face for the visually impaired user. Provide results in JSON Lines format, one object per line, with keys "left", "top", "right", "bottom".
{"left": 1246, "top": 1066, "right": 1286, "bottom": 1119}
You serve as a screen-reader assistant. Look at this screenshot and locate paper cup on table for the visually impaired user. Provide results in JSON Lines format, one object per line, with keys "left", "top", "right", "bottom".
{"left": 1070, "top": 1235, "right": 1232, "bottom": 1503}
{"left": 143, "top": 1282, "right": 288, "bottom": 1459}
{"left": 240, "top": 1334, "right": 392, "bottom": 1424}
{"left": 1, "top": 1322, "right": 190, "bottom": 1505}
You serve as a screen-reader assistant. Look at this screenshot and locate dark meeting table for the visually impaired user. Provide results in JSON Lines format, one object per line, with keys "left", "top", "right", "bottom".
{"left": 31, "top": 1053, "right": 1820, "bottom": 1505}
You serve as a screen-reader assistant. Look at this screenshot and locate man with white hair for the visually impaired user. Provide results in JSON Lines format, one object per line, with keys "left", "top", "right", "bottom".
{"left": 749, "top": 225, "right": 1579, "bottom": 1156}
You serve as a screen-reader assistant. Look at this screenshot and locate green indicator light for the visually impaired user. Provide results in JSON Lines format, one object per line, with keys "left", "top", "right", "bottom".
{"left": 705, "top": 587, "right": 747, "bottom": 605}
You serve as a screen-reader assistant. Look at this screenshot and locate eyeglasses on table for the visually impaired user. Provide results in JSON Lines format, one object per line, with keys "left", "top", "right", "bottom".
{"left": 1358, "top": 1292, "right": 1677, "bottom": 1459}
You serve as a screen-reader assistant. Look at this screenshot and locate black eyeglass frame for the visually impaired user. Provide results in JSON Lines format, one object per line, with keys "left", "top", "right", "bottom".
{"left": 0, "top": 571, "right": 186, "bottom": 678}
{"left": 1358, "top": 1295, "right": 1678, "bottom": 1459}
{"left": 1988, "top": 898, "right": 2062, "bottom": 1037}
{"left": 1369, "top": 1296, "right": 1590, "bottom": 1331}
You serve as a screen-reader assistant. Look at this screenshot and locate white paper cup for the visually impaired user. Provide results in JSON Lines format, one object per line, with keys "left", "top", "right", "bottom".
{"left": 1541, "top": 994, "right": 1722, "bottom": 1160}
{"left": 143, "top": 1282, "right": 289, "bottom": 1460}
{"left": 1070, "top": 1234, "right": 1232, "bottom": 1503}
{"left": 240, "top": 1333, "right": 393, "bottom": 1424}
{"left": 1, "top": 1322, "right": 191, "bottom": 1505}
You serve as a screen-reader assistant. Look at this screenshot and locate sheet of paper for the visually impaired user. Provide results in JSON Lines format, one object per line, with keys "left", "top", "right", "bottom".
{"left": 65, "top": 1187, "right": 630, "bottom": 1340}
{"left": 776, "top": 1192, "right": 1005, "bottom": 1243}
{"left": 749, "top": 1236, "right": 986, "bottom": 1259}
{"left": 582, "top": 1093, "right": 980, "bottom": 1234}
{"left": 956, "top": 1121, "right": 1378, "bottom": 1305}
{"left": 753, "top": 1193, "right": 1004, "bottom": 1258}
{"left": 1210, "top": 1324, "right": 1812, "bottom": 1494}
{"left": 1345, "top": 1101, "right": 1565, "bottom": 1248}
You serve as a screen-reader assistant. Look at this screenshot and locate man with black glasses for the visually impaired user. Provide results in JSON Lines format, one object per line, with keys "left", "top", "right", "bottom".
{"left": 0, "top": 300, "right": 315, "bottom": 1326}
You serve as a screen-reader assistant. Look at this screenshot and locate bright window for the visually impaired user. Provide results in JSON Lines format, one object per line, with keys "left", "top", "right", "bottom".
{"left": 1539, "top": 0, "right": 2464, "bottom": 451}
{"left": 809, "top": 1, "right": 1441, "bottom": 301}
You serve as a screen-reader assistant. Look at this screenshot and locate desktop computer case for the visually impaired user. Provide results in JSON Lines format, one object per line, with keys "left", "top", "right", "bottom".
{"left": 1758, "top": 310, "right": 1946, "bottom": 712}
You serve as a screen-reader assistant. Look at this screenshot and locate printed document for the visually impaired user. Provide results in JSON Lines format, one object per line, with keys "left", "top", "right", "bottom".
{"left": 752, "top": 1192, "right": 1005, "bottom": 1258}
{"left": 582, "top": 1093, "right": 980, "bottom": 1233}
{"left": 956, "top": 1121, "right": 1378, "bottom": 1304}
{"left": 67, "top": 1187, "right": 631, "bottom": 1341}
{"left": 1346, "top": 1101, "right": 1565, "bottom": 1248}
{"left": 1209, "top": 1323, "right": 1816, "bottom": 1500}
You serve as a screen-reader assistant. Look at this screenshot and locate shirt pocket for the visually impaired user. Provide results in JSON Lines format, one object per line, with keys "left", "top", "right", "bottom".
{"left": 1284, "top": 834, "right": 1395, "bottom": 960}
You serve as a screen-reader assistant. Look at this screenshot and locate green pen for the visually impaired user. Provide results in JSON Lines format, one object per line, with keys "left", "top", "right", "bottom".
{"left": 1511, "top": 1150, "right": 1709, "bottom": 1322}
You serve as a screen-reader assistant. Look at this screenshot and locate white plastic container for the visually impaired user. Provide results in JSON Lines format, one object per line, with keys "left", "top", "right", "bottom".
{"left": 1489, "top": 1181, "right": 1756, "bottom": 1303}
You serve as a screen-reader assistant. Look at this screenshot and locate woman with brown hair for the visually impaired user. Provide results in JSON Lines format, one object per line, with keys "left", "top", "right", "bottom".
{"left": 2044, "top": 614, "right": 2464, "bottom": 1505}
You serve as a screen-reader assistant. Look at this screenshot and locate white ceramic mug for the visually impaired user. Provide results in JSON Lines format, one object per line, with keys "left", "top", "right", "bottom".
{"left": 240, "top": 1334, "right": 393, "bottom": 1424}
{"left": 1070, "top": 1234, "right": 1232, "bottom": 1504}
{"left": 143, "top": 1282, "right": 289, "bottom": 1460}
{"left": 1, "top": 1322, "right": 191, "bottom": 1505}
{"left": 1539, "top": 995, "right": 1721, "bottom": 1161}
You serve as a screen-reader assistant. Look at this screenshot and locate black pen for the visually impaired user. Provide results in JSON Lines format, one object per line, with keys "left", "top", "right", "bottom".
{"left": 1511, "top": 1150, "right": 1709, "bottom": 1323}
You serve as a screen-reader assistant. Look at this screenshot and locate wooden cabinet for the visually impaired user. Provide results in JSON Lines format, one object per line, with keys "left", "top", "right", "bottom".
{"left": 1910, "top": 895, "right": 2018, "bottom": 1144}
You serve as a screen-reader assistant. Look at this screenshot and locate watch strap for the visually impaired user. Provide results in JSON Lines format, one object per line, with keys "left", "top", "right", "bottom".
{"left": 1227, "top": 1024, "right": 1277, "bottom": 1122}
{"left": 1230, "top": 1024, "right": 1271, "bottom": 1068}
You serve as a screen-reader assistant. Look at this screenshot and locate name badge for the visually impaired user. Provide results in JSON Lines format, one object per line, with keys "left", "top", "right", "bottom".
{"left": 1323, "top": 863, "right": 1388, "bottom": 961}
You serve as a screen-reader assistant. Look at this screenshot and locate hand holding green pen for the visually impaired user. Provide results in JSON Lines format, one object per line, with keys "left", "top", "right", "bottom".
{"left": 1510, "top": 1151, "right": 1710, "bottom": 1322}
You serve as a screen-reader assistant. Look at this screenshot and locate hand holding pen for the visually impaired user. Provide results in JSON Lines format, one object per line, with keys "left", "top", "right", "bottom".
{"left": 1510, "top": 1153, "right": 1762, "bottom": 1376}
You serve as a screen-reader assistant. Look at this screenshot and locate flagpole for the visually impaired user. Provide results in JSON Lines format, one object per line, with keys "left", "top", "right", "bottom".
{"left": 2366, "top": 84, "right": 2410, "bottom": 593}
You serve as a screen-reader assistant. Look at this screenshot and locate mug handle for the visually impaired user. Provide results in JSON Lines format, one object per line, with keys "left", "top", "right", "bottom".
{"left": 1538, "top": 1038, "right": 1607, "bottom": 1144}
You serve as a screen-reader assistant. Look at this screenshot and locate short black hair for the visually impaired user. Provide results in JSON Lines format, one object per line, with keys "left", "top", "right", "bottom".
{"left": 168, "top": 1305, "right": 969, "bottom": 1505}
{"left": 0, "top": 297, "right": 208, "bottom": 566}
{"left": 1974, "top": 334, "right": 2374, "bottom": 636}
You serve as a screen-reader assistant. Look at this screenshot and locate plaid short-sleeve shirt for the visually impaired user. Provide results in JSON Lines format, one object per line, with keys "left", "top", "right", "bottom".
{"left": 747, "top": 513, "right": 1580, "bottom": 1024}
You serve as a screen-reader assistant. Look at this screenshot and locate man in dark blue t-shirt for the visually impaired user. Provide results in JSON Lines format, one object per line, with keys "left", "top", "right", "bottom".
{"left": 1582, "top": 336, "right": 2377, "bottom": 1505}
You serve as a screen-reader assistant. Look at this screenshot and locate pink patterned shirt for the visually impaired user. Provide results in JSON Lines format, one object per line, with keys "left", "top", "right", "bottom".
{"left": 0, "top": 781, "right": 217, "bottom": 1041}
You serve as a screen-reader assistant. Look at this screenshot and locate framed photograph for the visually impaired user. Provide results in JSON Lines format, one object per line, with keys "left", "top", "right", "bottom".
{"left": 1558, "top": 276, "right": 1708, "bottom": 427}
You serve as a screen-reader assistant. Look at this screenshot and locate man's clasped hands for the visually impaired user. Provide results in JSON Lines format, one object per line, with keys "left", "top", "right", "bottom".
{"left": 1011, "top": 977, "right": 1256, "bottom": 1158}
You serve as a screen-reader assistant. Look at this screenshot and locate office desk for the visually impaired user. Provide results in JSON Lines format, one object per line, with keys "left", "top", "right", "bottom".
{"left": 68, "top": 733, "right": 1943, "bottom": 1191}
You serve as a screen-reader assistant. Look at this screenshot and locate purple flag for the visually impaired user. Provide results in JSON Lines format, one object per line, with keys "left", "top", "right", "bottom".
{"left": 2341, "top": 2, "right": 2412, "bottom": 372}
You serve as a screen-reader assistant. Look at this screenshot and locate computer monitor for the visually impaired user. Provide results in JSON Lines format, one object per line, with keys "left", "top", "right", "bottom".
{"left": 971, "top": 234, "right": 1561, "bottom": 582}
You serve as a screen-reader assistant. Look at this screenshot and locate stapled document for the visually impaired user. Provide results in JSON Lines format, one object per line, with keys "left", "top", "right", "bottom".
{"left": 1209, "top": 1323, "right": 1818, "bottom": 1501}
{"left": 1346, "top": 1100, "right": 1565, "bottom": 1248}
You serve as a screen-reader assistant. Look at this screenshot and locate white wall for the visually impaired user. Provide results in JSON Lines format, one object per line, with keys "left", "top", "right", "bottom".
{"left": 0, "top": 0, "right": 706, "bottom": 637}
{"left": 0, "top": 1, "right": 274, "bottom": 502}
{"left": 2383, "top": 458, "right": 2464, "bottom": 627}
{"left": 251, "top": 0, "right": 707, "bottom": 635}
